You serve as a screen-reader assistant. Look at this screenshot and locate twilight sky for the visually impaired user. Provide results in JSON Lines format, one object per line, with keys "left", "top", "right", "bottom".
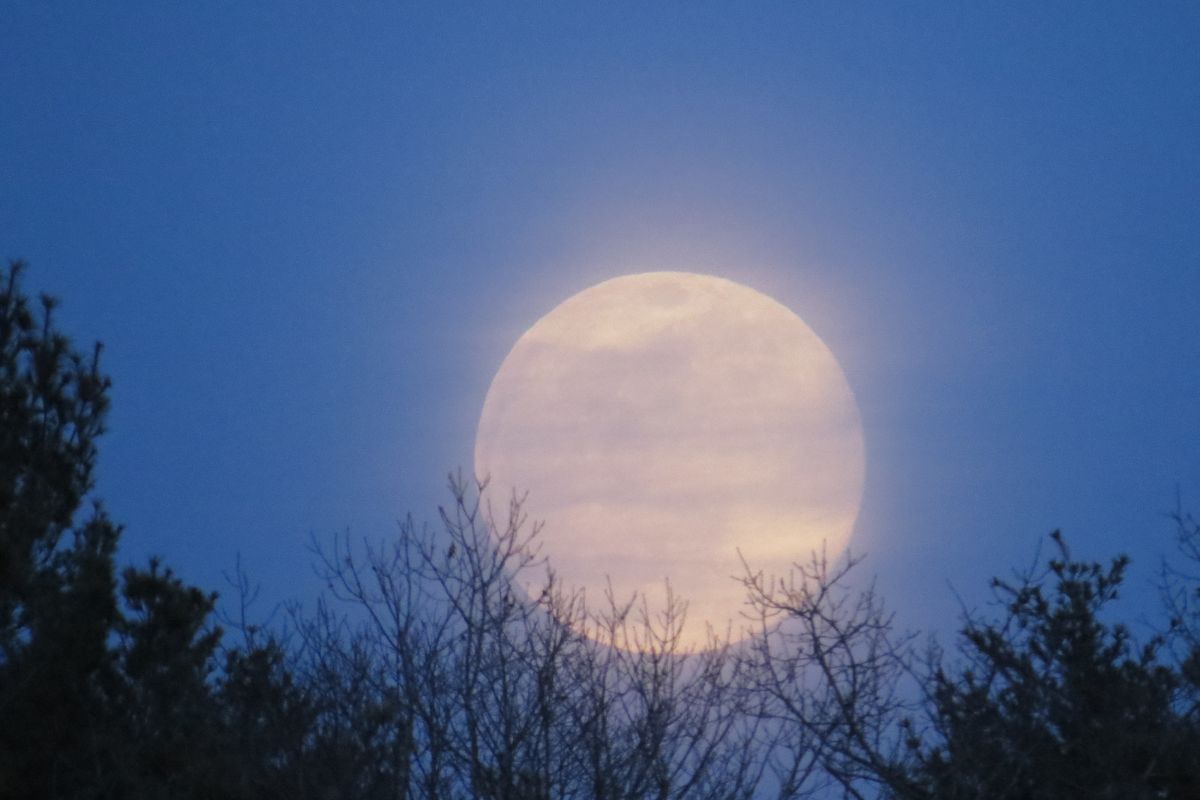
{"left": 3, "top": 2, "right": 1198, "bottom": 634}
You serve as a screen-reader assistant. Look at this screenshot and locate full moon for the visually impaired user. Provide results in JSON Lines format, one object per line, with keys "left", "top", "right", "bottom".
{"left": 475, "top": 272, "right": 864, "bottom": 649}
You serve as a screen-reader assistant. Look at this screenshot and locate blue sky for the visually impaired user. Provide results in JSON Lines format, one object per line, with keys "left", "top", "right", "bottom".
{"left": 3, "top": 2, "right": 1198, "bottom": 633}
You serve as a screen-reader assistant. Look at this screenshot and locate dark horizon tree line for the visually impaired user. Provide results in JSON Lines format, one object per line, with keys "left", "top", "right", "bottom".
{"left": 1, "top": 260, "right": 1198, "bottom": 799}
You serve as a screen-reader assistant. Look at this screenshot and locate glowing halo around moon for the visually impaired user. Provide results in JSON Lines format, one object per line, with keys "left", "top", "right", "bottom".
{"left": 474, "top": 272, "right": 865, "bottom": 650}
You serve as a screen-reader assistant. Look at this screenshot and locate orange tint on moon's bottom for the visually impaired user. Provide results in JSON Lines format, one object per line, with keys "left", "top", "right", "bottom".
{"left": 474, "top": 271, "right": 865, "bottom": 650}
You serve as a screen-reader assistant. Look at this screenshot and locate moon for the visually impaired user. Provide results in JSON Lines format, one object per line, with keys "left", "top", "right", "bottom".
{"left": 474, "top": 272, "right": 864, "bottom": 649}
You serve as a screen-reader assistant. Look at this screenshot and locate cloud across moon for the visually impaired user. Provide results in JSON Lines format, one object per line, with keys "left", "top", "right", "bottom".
{"left": 475, "top": 272, "right": 865, "bottom": 649}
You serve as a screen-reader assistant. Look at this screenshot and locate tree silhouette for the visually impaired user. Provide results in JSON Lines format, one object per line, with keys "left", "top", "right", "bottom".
{"left": 305, "top": 476, "right": 770, "bottom": 798}
{"left": 901, "top": 532, "right": 1200, "bottom": 798}
{"left": 1, "top": 259, "right": 1197, "bottom": 798}
{"left": 0, "top": 262, "right": 274, "bottom": 798}
{"left": 0, "top": 261, "right": 122, "bottom": 795}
